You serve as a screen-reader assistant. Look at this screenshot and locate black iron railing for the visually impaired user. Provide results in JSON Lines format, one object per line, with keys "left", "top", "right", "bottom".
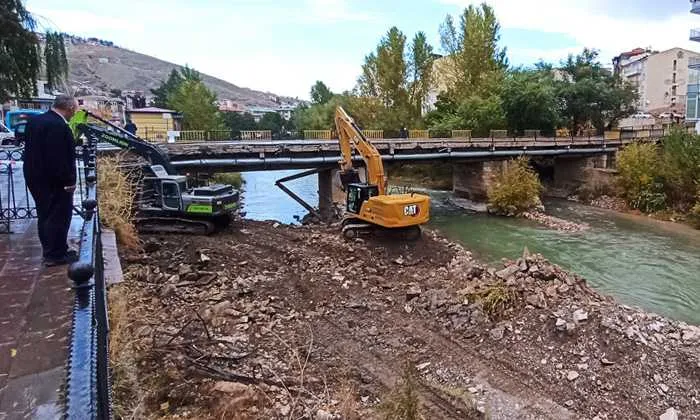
{"left": 65, "top": 133, "right": 112, "bottom": 419}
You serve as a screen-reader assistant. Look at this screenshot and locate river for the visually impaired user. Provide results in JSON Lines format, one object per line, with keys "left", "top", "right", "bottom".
{"left": 241, "top": 171, "right": 700, "bottom": 324}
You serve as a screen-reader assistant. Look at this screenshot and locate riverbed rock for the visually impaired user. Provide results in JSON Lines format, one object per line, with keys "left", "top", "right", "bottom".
{"left": 573, "top": 309, "right": 589, "bottom": 323}
{"left": 659, "top": 407, "right": 679, "bottom": 420}
{"left": 567, "top": 370, "right": 580, "bottom": 381}
{"left": 526, "top": 292, "right": 546, "bottom": 308}
{"left": 496, "top": 265, "right": 521, "bottom": 280}
{"left": 490, "top": 326, "right": 505, "bottom": 341}
{"left": 555, "top": 318, "right": 567, "bottom": 331}
{"left": 406, "top": 285, "right": 422, "bottom": 301}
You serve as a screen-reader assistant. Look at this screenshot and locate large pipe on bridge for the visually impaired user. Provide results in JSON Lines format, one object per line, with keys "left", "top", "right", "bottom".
{"left": 170, "top": 147, "right": 611, "bottom": 169}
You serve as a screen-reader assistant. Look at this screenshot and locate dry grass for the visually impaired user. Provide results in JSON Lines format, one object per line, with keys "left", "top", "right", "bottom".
{"left": 379, "top": 364, "right": 423, "bottom": 420}
{"left": 109, "top": 284, "right": 146, "bottom": 419}
{"left": 97, "top": 154, "right": 140, "bottom": 249}
{"left": 470, "top": 283, "right": 517, "bottom": 319}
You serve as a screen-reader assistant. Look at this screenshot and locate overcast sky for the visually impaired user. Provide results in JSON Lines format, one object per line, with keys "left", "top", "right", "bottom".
{"left": 26, "top": 0, "right": 699, "bottom": 99}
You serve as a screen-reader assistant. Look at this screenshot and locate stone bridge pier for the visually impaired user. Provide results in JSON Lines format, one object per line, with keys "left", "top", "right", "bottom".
{"left": 452, "top": 161, "right": 506, "bottom": 201}
{"left": 452, "top": 153, "right": 616, "bottom": 200}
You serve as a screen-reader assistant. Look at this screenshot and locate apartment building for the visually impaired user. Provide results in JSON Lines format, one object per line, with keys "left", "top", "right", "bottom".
{"left": 614, "top": 47, "right": 700, "bottom": 116}
{"left": 687, "top": 0, "right": 700, "bottom": 121}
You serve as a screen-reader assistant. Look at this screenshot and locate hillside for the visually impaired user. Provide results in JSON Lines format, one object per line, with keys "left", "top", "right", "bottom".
{"left": 64, "top": 40, "right": 291, "bottom": 107}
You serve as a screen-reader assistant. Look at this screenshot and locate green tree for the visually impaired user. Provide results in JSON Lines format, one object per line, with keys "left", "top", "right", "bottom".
{"left": 356, "top": 27, "right": 435, "bottom": 128}
{"left": 408, "top": 31, "right": 434, "bottom": 117}
{"left": 439, "top": 3, "right": 508, "bottom": 100}
{"left": 44, "top": 31, "right": 68, "bottom": 91}
{"left": 310, "top": 80, "right": 334, "bottom": 105}
{"left": 501, "top": 68, "right": 561, "bottom": 135}
{"left": 222, "top": 112, "right": 257, "bottom": 132}
{"left": 150, "top": 65, "right": 200, "bottom": 108}
{"left": 556, "top": 49, "right": 637, "bottom": 132}
{"left": 258, "top": 112, "right": 284, "bottom": 135}
{"left": 168, "top": 79, "right": 222, "bottom": 130}
{"left": 0, "top": 0, "right": 41, "bottom": 102}
{"left": 662, "top": 128, "right": 700, "bottom": 204}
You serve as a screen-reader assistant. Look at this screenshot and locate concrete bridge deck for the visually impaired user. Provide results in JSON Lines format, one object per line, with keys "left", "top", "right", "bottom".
{"left": 158, "top": 136, "right": 645, "bottom": 172}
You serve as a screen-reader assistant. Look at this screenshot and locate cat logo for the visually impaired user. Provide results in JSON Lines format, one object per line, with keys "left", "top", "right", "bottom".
{"left": 403, "top": 204, "right": 418, "bottom": 216}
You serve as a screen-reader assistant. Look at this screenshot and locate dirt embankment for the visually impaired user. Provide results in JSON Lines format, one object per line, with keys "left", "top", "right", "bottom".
{"left": 113, "top": 221, "right": 700, "bottom": 419}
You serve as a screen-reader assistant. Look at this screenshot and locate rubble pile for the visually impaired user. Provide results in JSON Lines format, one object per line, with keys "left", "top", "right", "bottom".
{"left": 115, "top": 221, "right": 700, "bottom": 419}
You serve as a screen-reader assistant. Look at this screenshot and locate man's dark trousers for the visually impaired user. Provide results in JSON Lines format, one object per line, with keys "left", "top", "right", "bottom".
{"left": 27, "top": 182, "right": 72, "bottom": 259}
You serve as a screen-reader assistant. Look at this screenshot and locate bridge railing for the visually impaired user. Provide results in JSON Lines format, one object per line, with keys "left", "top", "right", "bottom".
{"left": 409, "top": 129, "right": 429, "bottom": 139}
{"left": 362, "top": 129, "right": 384, "bottom": 139}
{"left": 304, "top": 130, "right": 333, "bottom": 140}
{"left": 241, "top": 130, "right": 272, "bottom": 140}
{"left": 451, "top": 130, "right": 472, "bottom": 140}
{"left": 65, "top": 131, "right": 113, "bottom": 419}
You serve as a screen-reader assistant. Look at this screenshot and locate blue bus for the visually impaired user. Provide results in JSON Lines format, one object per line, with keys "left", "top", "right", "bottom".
{"left": 5, "top": 109, "right": 43, "bottom": 131}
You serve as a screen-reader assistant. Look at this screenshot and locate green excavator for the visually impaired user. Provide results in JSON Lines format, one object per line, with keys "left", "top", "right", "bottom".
{"left": 73, "top": 110, "right": 239, "bottom": 234}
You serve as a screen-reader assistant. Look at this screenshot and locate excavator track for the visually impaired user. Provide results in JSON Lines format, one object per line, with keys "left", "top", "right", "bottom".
{"left": 341, "top": 218, "right": 422, "bottom": 241}
{"left": 136, "top": 217, "right": 215, "bottom": 235}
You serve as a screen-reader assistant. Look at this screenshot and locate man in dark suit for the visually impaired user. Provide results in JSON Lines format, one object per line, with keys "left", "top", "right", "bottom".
{"left": 23, "top": 95, "right": 79, "bottom": 266}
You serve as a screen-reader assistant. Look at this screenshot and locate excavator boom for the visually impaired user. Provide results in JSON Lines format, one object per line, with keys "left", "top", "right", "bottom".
{"left": 335, "top": 107, "right": 386, "bottom": 195}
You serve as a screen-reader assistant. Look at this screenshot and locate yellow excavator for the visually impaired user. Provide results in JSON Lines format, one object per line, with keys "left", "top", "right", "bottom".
{"left": 335, "top": 106, "right": 430, "bottom": 239}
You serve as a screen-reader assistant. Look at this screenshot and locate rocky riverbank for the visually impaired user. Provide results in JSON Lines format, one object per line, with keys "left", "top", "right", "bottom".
{"left": 112, "top": 221, "right": 700, "bottom": 419}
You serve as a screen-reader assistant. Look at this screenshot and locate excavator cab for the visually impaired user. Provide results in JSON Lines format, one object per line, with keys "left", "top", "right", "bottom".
{"left": 346, "top": 183, "right": 379, "bottom": 215}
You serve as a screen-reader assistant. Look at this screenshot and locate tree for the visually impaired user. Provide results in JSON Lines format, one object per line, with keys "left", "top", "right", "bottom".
{"left": 439, "top": 4, "right": 508, "bottom": 100}
{"left": 222, "top": 112, "right": 257, "bottom": 132}
{"left": 501, "top": 69, "right": 561, "bottom": 135}
{"left": 408, "top": 32, "right": 434, "bottom": 116}
{"left": 150, "top": 65, "right": 201, "bottom": 108}
{"left": 0, "top": 0, "right": 41, "bottom": 102}
{"left": 310, "top": 81, "right": 334, "bottom": 105}
{"left": 556, "top": 49, "right": 637, "bottom": 132}
{"left": 44, "top": 31, "right": 68, "bottom": 91}
{"left": 356, "top": 27, "right": 435, "bottom": 128}
{"left": 258, "top": 112, "right": 284, "bottom": 135}
{"left": 167, "top": 79, "right": 222, "bottom": 130}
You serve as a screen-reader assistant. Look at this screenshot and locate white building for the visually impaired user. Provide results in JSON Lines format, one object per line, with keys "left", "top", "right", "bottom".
{"left": 613, "top": 47, "right": 700, "bottom": 115}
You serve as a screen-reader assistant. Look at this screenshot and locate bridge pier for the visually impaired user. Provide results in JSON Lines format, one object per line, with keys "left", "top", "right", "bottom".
{"left": 318, "top": 169, "right": 334, "bottom": 221}
{"left": 452, "top": 161, "right": 504, "bottom": 201}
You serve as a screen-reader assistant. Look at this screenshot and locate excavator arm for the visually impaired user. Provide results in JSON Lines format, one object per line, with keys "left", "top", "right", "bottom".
{"left": 73, "top": 110, "right": 176, "bottom": 174}
{"left": 335, "top": 106, "right": 386, "bottom": 195}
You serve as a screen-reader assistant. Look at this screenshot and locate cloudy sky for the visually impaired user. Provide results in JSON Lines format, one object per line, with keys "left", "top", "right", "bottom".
{"left": 26, "top": 0, "right": 698, "bottom": 99}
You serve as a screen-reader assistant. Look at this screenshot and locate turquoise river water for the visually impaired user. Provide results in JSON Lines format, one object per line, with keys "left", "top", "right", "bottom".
{"left": 241, "top": 171, "right": 700, "bottom": 324}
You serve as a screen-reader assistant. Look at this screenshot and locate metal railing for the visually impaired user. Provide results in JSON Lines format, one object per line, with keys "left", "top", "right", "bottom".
{"left": 409, "top": 129, "right": 429, "bottom": 139}
{"left": 304, "top": 130, "right": 333, "bottom": 140}
{"left": 241, "top": 130, "right": 272, "bottom": 140}
{"left": 362, "top": 129, "right": 384, "bottom": 139}
{"left": 122, "top": 124, "right": 679, "bottom": 144}
{"left": 451, "top": 130, "right": 472, "bottom": 139}
{"left": 65, "top": 133, "right": 112, "bottom": 419}
{"left": 691, "top": 28, "right": 700, "bottom": 42}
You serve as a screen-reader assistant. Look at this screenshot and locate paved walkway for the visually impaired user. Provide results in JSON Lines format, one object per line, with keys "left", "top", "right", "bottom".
{"left": 0, "top": 219, "right": 80, "bottom": 420}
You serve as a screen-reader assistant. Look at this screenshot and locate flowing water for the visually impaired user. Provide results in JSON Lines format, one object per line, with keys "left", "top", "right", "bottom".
{"left": 241, "top": 171, "right": 700, "bottom": 324}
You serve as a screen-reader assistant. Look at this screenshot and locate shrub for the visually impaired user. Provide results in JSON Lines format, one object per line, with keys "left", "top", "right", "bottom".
{"left": 487, "top": 157, "right": 543, "bottom": 215}
{"left": 616, "top": 142, "right": 666, "bottom": 212}
{"left": 661, "top": 128, "right": 700, "bottom": 205}
{"left": 212, "top": 172, "right": 244, "bottom": 189}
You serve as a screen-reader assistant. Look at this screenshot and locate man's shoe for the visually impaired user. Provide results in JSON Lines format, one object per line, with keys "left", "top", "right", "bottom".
{"left": 44, "top": 252, "right": 80, "bottom": 267}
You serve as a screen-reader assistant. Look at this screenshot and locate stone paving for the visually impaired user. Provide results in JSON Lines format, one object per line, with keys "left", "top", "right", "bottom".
{"left": 0, "top": 219, "right": 80, "bottom": 420}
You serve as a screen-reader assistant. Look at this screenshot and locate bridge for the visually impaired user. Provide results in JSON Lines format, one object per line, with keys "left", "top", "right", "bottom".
{"left": 96, "top": 125, "right": 683, "bottom": 220}
{"left": 144, "top": 127, "right": 674, "bottom": 219}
